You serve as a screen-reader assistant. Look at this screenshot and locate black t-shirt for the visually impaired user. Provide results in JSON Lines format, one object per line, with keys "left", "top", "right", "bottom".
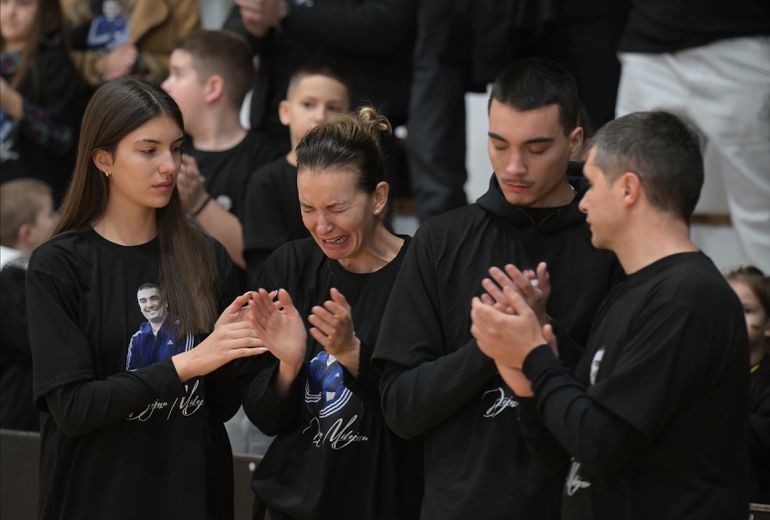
{"left": 619, "top": 0, "right": 770, "bottom": 52}
{"left": 750, "top": 355, "right": 770, "bottom": 503}
{"left": 373, "top": 172, "right": 622, "bottom": 520}
{"left": 562, "top": 252, "right": 749, "bottom": 519}
{"left": 26, "top": 228, "right": 240, "bottom": 520}
{"left": 237, "top": 236, "right": 422, "bottom": 520}
{"left": 242, "top": 157, "right": 309, "bottom": 287}
{"left": 187, "top": 130, "right": 280, "bottom": 219}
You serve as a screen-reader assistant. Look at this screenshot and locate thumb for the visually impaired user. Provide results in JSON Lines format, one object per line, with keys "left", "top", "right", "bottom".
{"left": 543, "top": 323, "right": 559, "bottom": 357}
{"left": 329, "top": 287, "right": 348, "bottom": 306}
{"left": 277, "top": 288, "right": 294, "bottom": 309}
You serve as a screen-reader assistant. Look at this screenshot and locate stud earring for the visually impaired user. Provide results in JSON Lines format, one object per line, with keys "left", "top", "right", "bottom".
{"left": 104, "top": 170, "right": 111, "bottom": 178}
{"left": 374, "top": 209, "right": 380, "bottom": 216}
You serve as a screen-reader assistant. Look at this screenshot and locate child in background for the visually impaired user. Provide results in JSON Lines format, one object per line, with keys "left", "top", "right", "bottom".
{"left": 242, "top": 60, "right": 350, "bottom": 287}
{"left": 162, "top": 29, "right": 279, "bottom": 272}
{"left": 0, "top": 0, "right": 82, "bottom": 203}
{"left": 727, "top": 266, "right": 770, "bottom": 504}
{"left": 0, "top": 179, "right": 57, "bottom": 431}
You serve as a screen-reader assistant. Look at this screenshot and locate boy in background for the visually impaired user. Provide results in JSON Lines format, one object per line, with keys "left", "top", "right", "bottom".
{"left": 0, "top": 179, "right": 57, "bottom": 430}
{"left": 242, "top": 60, "right": 351, "bottom": 287}
{"left": 162, "top": 29, "right": 279, "bottom": 272}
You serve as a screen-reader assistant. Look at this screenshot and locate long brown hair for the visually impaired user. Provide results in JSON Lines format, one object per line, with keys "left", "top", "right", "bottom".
{"left": 54, "top": 78, "right": 219, "bottom": 335}
{"left": 1, "top": 0, "right": 66, "bottom": 91}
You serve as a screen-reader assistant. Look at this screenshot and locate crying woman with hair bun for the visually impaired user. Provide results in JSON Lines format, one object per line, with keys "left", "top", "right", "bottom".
{"left": 237, "top": 107, "right": 423, "bottom": 519}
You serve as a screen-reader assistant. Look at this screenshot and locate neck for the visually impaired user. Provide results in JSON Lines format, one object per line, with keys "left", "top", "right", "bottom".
{"left": 338, "top": 224, "right": 403, "bottom": 274}
{"left": 614, "top": 212, "right": 699, "bottom": 274}
{"left": 150, "top": 318, "right": 164, "bottom": 335}
{"left": 93, "top": 198, "right": 158, "bottom": 246}
{"left": 286, "top": 150, "right": 297, "bottom": 167}
{"left": 3, "top": 40, "right": 25, "bottom": 53}
{"left": 190, "top": 108, "right": 246, "bottom": 151}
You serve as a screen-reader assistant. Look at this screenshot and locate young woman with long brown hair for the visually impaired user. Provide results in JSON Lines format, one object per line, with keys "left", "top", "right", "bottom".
{"left": 26, "top": 77, "right": 264, "bottom": 520}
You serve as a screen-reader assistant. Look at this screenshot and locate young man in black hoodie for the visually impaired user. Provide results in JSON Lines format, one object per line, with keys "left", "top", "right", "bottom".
{"left": 373, "top": 58, "right": 621, "bottom": 520}
{"left": 471, "top": 111, "right": 749, "bottom": 519}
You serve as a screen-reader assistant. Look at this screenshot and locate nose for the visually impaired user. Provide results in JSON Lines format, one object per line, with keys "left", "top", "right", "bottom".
{"left": 161, "top": 77, "right": 171, "bottom": 93}
{"left": 506, "top": 151, "right": 526, "bottom": 176}
{"left": 578, "top": 196, "right": 588, "bottom": 214}
{"left": 315, "top": 213, "right": 334, "bottom": 235}
{"left": 158, "top": 149, "right": 178, "bottom": 175}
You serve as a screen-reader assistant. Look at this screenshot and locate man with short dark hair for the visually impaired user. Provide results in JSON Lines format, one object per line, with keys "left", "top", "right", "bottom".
{"left": 471, "top": 111, "right": 749, "bottom": 519}
{"left": 373, "top": 57, "right": 621, "bottom": 520}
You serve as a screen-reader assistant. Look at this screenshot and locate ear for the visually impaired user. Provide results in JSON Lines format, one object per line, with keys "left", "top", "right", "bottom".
{"left": 204, "top": 74, "right": 225, "bottom": 104}
{"left": 16, "top": 223, "right": 32, "bottom": 244}
{"left": 92, "top": 149, "right": 114, "bottom": 173}
{"left": 568, "top": 126, "right": 584, "bottom": 158}
{"left": 618, "top": 172, "right": 641, "bottom": 207}
{"left": 372, "top": 181, "right": 390, "bottom": 216}
{"left": 278, "top": 99, "right": 291, "bottom": 127}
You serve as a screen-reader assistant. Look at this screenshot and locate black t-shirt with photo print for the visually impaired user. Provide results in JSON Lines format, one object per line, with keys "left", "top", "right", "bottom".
{"left": 187, "top": 130, "right": 280, "bottom": 219}
{"left": 242, "top": 157, "right": 309, "bottom": 287}
{"left": 26, "top": 228, "right": 240, "bottom": 520}
{"left": 563, "top": 252, "right": 750, "bottom": 520}
{"left": 236, "top": 236, "right": 422, "bottom": 520}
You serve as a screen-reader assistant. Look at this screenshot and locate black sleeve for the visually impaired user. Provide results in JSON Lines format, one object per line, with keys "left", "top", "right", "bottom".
{"left": 380, "top": 341, "right": 496, "bottom": 439}
{"left": 517, "top": 398, "right": 571, "bottom": 470}
{"left": 44, "top": 360, "right": 186, "bottom": 437}
{"left": 341, "top": 340, "right": 382, "bottom": 412}
{"left": 26, "top": 267, "right": 187, "bottom": 436}
{"left": 283, "top": 0, "right": 415, "bottom": 56}
{"left": 522, "top": 345, "right": 648, "bottom": 476}
{"left": 239, "top": 356, "right": 304, "bottom": 436}
{"left": 374, "top": 229, "right": 497, "bottom": 439}
{"left": 236, "top": 246, "right": 304, "bottom": 435}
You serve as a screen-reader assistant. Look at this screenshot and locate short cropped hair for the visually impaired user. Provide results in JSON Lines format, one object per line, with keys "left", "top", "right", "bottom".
{"left": 0, "top": 179, "right": 52, "bottom": 247}
{"left": 591, "top": 111, "right": 704, "bottom": 223}
{"left": 286, "top": 59, "right": 351, "bottom": 102}
{"left": 174, "top": 30, "right": 254, "bottom": 109}
{"left": 488, "top": 57, "right": 579, "bottom": 134}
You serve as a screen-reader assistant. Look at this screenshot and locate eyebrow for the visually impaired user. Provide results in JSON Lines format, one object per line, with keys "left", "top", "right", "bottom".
{"left": 134, "top": 136, "right": 185, "bottom": 145}
{"left": 487, "top": 132, "right": 555, "bottom": 145}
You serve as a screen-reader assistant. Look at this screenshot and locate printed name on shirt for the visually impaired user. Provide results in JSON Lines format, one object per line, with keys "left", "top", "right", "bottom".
{"left": 565, "top": 461, "right": 591, "bottom": 497}
{"left": 481, "top": 386, "right": 519, "bottom": 418}
{"left": 126, "top": 379, "right": 205, "bottom": 422}
{"left": 589, "top": 346, "right": 606, "bottom": 385}
{"left": 303, "top": 415, "right": 369, "bottom": 450}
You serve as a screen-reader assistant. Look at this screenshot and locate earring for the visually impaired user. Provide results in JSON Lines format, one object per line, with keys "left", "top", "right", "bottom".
{"left": 374, "top": 209, "right": 380, "bottom": 216}
{"left": 103, "top": 170, "right": 111, "bottom": 178}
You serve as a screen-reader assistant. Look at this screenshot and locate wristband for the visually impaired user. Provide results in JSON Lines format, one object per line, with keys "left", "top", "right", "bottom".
{"left": 190, "top": 194, "right": 211, "bottom": 218}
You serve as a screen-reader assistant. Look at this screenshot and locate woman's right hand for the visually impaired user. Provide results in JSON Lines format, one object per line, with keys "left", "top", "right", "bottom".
{"left": 250, "top": 288, "right": 307, "bottom": 393}
{"left": 172, "top": 318, "right": 267, "bottom": 382}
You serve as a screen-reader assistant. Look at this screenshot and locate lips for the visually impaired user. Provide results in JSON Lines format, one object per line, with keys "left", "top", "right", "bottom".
{"left": 152, "top": 182, "right": 174, "bottom": 191}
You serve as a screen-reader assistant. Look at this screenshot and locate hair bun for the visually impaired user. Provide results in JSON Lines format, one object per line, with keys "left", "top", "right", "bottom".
{"left": 357, "top": 106, "right": 392, "bottom": 137}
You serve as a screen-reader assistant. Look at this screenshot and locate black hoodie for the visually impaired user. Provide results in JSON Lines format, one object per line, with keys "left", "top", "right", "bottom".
{"left": 373, "top": 166, "right": 622, "bottom": 520}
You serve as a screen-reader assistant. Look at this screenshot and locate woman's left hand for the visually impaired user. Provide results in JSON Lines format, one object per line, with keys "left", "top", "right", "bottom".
{"left": 308, "top": 288, "right": 361, "bottom": 376}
